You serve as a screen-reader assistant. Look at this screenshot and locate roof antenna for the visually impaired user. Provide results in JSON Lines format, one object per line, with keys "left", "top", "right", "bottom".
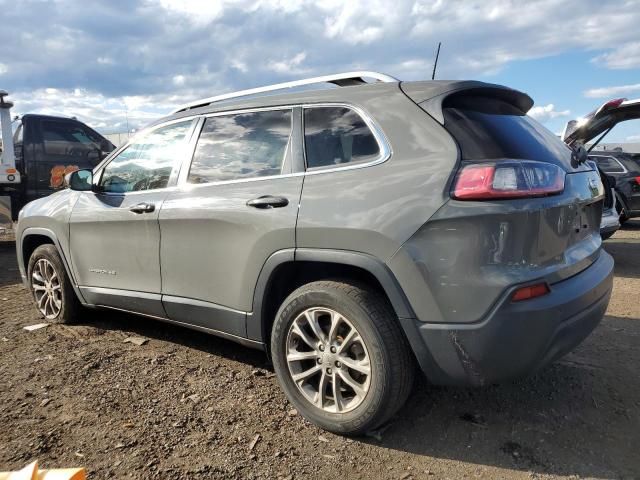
{"left": 431, "top": 42, "right": 441, "bottom": 80}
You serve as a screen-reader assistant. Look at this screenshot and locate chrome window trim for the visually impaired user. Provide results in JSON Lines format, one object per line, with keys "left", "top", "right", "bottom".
{"left": 588, "top": 154, "right": 628, "bottom": 174}
{"left": 173, "top": 102, "right": 391, "bottom": 190}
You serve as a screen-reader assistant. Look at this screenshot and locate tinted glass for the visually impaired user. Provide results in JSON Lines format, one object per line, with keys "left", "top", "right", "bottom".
{"left": 188, "top": 110, "right": 291, "bottom": 184}
{"left": 589, "top": 155, "right": 625, "bottom": 173}
{"left": 42, "top": 121, "right": 104, "bottom": 155}
{"left": 304, "top": 107, "right": 380, "bottom": 169}
{"left": 99, "top": 121, "right": 192, "bottom": 193}
{"left": 443, "top": 96, "right": 573, "bottom": 164}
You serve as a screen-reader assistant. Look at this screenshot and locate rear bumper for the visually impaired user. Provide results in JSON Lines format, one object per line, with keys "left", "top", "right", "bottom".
{"left": 410, "top": 250, "right": 613, "bottom": 386}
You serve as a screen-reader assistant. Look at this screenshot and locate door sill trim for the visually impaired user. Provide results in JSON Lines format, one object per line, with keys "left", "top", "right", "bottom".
{"left": 92, "top": 304, "right": 265, "bottom": 351}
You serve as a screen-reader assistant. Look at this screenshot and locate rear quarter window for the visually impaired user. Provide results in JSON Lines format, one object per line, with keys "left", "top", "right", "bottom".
{"left": 303, "top": 106, "right": 380, "bottom": 169}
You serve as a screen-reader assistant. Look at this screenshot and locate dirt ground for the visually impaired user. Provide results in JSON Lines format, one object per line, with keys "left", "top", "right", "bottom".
{"left": 1, "top": 224, "right": 639, "bottom": 480}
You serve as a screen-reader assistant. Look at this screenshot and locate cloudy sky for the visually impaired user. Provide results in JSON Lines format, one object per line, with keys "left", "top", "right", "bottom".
{"left": 1, "top": 0, "right": 639, "bottom": 141}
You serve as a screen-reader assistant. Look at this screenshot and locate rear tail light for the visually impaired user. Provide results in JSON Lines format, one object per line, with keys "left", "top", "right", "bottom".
{"left": 452, "top": 161, "right": 565, "bottom": 200}
{"left": 512, "top": 283, "right": 550, "bottom": 302}
{"left": 598, "top": 98, "right": 626, "bottom": 114}
{"left": 635, "top": 176, "right": 640, "bottom": 185}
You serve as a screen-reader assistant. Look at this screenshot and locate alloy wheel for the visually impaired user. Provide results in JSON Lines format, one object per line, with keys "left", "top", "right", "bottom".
{"left": 31, "top": 258, "right": 62, "bottom": 319}
{"left": 286, "top": 307, "right": 371, "bottom": 413}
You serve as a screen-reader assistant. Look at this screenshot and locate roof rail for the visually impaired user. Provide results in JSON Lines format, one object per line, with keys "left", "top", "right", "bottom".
{"left": 171, "top": 71, "right": 399, "bottom": 114}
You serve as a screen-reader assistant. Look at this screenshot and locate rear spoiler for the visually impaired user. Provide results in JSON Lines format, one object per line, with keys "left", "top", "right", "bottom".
{"left": 400, "top": 80, "right": 534, "bottom": 124}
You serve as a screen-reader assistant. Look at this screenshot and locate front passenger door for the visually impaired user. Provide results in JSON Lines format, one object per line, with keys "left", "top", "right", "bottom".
{"left": 69, "top": 120, "right": 195, "bottom": 317}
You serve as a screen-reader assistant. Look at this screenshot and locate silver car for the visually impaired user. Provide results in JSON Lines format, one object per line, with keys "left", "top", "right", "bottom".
{"left": 16, "top": 72, "right": 614, "bottom": 435}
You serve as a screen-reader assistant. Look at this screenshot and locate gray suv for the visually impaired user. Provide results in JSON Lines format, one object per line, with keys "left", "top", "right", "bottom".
{"left": 16, "top": 72, "right": 614, "bottom": 435}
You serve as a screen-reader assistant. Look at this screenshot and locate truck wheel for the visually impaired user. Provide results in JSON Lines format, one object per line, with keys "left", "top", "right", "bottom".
{"left": 271, "top": 280, "right": 415, "bottom": 435}
{"left": 27, "top": 244, "right": 80, "bottom": 324}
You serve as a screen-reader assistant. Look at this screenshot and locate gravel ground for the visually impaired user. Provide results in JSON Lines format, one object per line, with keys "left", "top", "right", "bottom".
{"left": 1, "top": 223, "right": 639, "bottom": 479}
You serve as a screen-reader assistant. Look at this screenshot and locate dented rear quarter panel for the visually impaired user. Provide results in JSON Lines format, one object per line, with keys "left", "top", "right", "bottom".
{"left": 390, "top": 171, "right": 605, "bottom": 324}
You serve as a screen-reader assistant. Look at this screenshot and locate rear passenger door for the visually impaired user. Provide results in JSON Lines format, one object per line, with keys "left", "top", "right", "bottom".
{"left": 296, "top": 105, "right": 394, "bottom": 256}
{"left": 159, "top": 108, "right": 304, "bottom": 338}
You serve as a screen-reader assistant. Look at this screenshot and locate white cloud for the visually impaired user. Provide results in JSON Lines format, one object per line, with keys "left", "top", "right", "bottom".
{"left": 0, "top": 63, "right": 7, "bottom": 75}
{"left": 321, "top": 0, "right": 393, "bottom": 45}
{"left": 584, "top": 83, "right": 640, "bottom": 98}
{"left": 268, "top": 52, "right": 308, "bottom": 74}
{"left": 591, "top": 42, "right": 640, "bottom": 69}
{"left": 10, "top": 88, "right": 181, "bottom": 134}
{"left": 172, "top": 75, "right": 186, "bottom": 86}
{"left": 626, "top": 134, "right": 640, "bottom": 142}
{"left": 156, "top": 0, "right": 227, "bottom": 24}
{"left": 231, "top": 60, "right": 248, "bottom": 73}
{"left": 528, "top": 104, "right": 570, "bottom": 123}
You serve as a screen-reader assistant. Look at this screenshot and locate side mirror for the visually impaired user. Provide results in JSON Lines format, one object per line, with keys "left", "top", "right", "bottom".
{"left": 65, "top": 169, "right": 93, "bottom": 191}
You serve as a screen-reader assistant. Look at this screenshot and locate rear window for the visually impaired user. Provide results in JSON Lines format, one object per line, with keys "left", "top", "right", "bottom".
{"left": 42, "top": 120, "right": 104, "bottom": 155}
{"left": 442, "top": 96, "right": 573, "bottom": 164}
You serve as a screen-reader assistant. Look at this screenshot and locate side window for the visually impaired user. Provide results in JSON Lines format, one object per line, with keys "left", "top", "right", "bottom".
{"left": 303, "top": 107, "right": 380, "bottom": 169}
{"left": 99, "top": 121, "right": 192, "bottom": 193}
{"left": 188, "top": 109, "right": 291, "bottom": 184}
{"left": 13, "top": 123, "right": 23, "bottom": 144}
{"left": 590, "top": 156, "right": 625, "bottom": 173}
{"left": 42, "top": 121, "right": 102, "bottom": 155}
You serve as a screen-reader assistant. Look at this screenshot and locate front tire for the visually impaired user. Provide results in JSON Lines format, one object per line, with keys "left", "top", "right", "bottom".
{"left": 271, "top": 280, "right": 414, "bottom": 435}
{"left": 27, "top": 244, "right": 80, "bottom": 324}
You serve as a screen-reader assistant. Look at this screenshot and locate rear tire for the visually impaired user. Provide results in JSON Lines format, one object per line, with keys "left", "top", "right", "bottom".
{"left": 271, "top": 280, "right": 414, "bottom": 435}
{"left": 27, "top": 244, "right": 80, "bottom": 324}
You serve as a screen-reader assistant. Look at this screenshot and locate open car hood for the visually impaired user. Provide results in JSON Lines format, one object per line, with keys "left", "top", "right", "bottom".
{"left": 562, "top": 98, "right": 640, "bottom": 146}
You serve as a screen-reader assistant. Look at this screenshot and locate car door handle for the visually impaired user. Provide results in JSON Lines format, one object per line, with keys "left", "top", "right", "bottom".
{"left": 246, "top": 195, "right": 289, "bottom": 209}
{"left": 129, "top": 202, "right": 155, "bottom": 214}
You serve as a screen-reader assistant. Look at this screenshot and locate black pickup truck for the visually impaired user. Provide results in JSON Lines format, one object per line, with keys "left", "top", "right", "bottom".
{"left": 1, "top": 113, "right": 115, "bottom": 221}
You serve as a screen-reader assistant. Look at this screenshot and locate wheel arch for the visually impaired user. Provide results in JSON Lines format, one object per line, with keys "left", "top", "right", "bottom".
{"left": 248, "top": 248, "right": 416, "bottom": 349}
{"left": 20, "top": 227, "right": 86, "bottom": 303}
